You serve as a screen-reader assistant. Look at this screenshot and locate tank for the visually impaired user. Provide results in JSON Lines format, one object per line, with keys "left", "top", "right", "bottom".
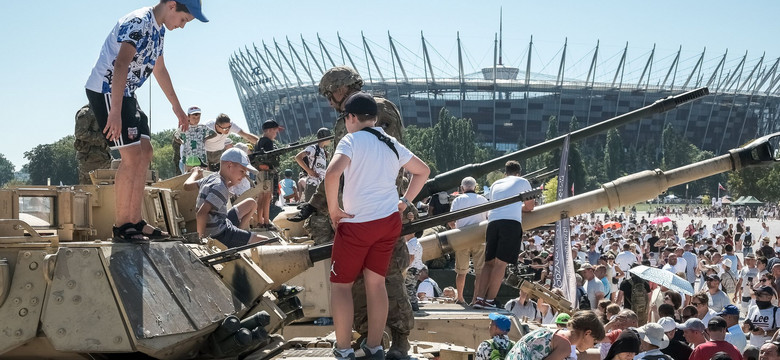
{"left": 414, "top": 87, "right": 711, "bottom": 202}
{"left": 5, "top": 88, "right": 778, "bottom": 359}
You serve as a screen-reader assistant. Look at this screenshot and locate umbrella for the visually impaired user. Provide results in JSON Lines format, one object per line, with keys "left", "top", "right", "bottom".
{"left": 650, "top": 216, "right": 672, "bottom": 225}
{"left": 603, "top": 221, "right": 622, "bottom": 230}
{"left": 628, "top": 265, "right": 694, "bottom": 295}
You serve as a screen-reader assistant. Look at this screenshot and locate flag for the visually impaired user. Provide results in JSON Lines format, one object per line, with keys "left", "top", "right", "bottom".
{"left": 552, "top": 134, "right": 576, "bottom": 306}
{"left": 718, "top": 183, "right": 726, "bottom": 191}
{"left": 571, "top": 183, "right": 575, "bottom": 196}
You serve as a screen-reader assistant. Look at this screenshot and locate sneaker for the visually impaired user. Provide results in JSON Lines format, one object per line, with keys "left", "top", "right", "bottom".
{"left": 288, "top": 203, "right": 315, "bottom": 222}
{"left": 472, "top": 299, "right": 497, "bottom": 310}
{"left": 355, "top": 342, "right": 385, "bottom": 360}
{"left": 333, "top": 348, "right": 356, "bottom": 360}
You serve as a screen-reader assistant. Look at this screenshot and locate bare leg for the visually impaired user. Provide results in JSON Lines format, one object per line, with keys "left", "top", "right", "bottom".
{"left": 331, "top": 282, "right": 354, "bottom": 350}
{"left": 485, "top": 259, "right": 508, "bottom": 300}
{"left": 363, "top": 269, "right": 388, "bottom": 348}
{"left": 474, "top": 259, "right": 495, "bottom": 299}
{"left": 472, "top": 271, "right": 483, "bottom": 304}
{"left": 233, "top": 198, "right": 257, "bottom": 230}
{"left": 455, "top": 273, "right": 467, "bottom": 303}
{"left": 116, "top": 139, "right": 153, "bottom": 226}
{"left": 259, "top": 192, "right": 272, "bottom": 225}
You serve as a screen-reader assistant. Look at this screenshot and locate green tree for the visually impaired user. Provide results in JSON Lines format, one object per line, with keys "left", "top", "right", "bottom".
{"left": 24, "top": 136, "right": 79, "bottom": 185}
{"left": 0, "top": 154, "right": 15, "bottom": 187}
{"left": 542, "top": 177, "right": 558, "bottom": 204}
{"left": 431, "top": 108, "right": 477, "bottom": 173}
{"left": 567, "top": 116, "right": 588, "bottom": 195}
{"left": 603, "top": 129, "right": 624, "bottom": 180}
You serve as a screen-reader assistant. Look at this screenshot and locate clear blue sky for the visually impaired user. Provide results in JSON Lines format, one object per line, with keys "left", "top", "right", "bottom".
{"left": 1, "top": 1, "right": 778, "bottom": 170}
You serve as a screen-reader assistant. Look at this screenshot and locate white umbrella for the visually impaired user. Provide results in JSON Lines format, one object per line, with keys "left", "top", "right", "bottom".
{"left": 628, "top": 265, "right": 694, "bottom": 295}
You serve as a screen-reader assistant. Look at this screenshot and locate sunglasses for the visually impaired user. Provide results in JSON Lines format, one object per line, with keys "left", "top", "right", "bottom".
{"left": 691, "top": 302, "right": 703, "bottom": 306}
{"left": 217, "top": 123, "right": 232, "bottom": 131}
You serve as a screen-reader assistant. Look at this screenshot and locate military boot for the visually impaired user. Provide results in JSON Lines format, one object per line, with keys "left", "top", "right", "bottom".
{"left": 288, "top": 203, "right": 315, "bottom": 222}
{"left": 385, "top": 333, "right": 410, "bottom": 360}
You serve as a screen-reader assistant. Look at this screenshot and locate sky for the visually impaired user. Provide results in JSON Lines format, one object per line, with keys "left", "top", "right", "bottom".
{"left": 1, "top": 1, "right": 779, "bottom": 170}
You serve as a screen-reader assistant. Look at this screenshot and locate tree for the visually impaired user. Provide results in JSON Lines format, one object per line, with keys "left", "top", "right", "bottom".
{"left": 0, "top": 154, "right": 14, "bottom": 187}
{"left": 542, "top": 177, "right": 558, "bottom": 204}
{"left": 430, "top": 108, "right": 477, "bottom": 173}
{"left": 603, "top": 129, "right": 624, "bottom": 180}
{"left": 24, "top": 136, "right": 79, "bottom": 185}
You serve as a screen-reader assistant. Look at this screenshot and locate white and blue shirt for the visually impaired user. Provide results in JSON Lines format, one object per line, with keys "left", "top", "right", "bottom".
{"left": 86, "top": 7, "right": 165, "bottom": 96}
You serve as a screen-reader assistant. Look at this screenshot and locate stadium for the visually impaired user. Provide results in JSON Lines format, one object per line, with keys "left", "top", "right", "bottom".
{"left": 229, "top": 31, "right": 780, "bottom": 155}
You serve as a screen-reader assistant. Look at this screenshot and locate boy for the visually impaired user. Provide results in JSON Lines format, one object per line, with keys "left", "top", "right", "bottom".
{"left": 194, "top": 148, "right": 268, "bottom": 248}
{"left": 176, "top": 106, "right": 216, "bottom": 171}
{"left": 294, "top": 127, "right": 332, "bottom": 202}
{"left": 279, "top": 169, "right": 299, "bottom": 204}
{"left": 85, "top": 0, "right": 208, "bottom": 242}
{"left": 254, "top": 119, "right": 284, "bottom": 228}
{"left": 204, "top": 114, "right": 259, "bottom": 171}
{"left": 325, "top": 92, "right": 429, "bottom": 360}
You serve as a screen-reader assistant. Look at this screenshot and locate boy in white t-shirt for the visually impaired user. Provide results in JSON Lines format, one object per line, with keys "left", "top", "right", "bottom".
{"left": 294, "top": 127, "right": 332, "bottom": 202}
{"left": 326, "top": 92, "right": 430, "bottom": 360}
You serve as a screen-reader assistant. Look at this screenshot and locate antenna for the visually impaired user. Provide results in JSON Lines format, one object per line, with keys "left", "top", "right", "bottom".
{"left": 498, "top": 7, "right": 503, "bottom": 65}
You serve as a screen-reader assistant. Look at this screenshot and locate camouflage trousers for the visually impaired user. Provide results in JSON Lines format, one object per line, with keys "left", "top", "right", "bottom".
{"left": 404, "top": 267, "right": 420, "bottom": 309}
{"left": 353, "top": 236, "right": 413, "bottom": 354}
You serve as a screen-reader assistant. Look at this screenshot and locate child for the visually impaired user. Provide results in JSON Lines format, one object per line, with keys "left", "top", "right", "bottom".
{"left": 85, "top": 0, "right": 208, "bottom": 242}
{"left": 254, "top": 119, "right": 284, "bottom": 228}
{"left": 279, "top": 169, "right": 299, "bottom": 204}
{"left": 325, "top": 92, "right": 430, "bottom": 360}
{"left": 294, "top": 128, "right": 332, "bottom": 202}
{"left": 176, "top": 106, "right": 216, "bottom": 171}
{"left": 195, "top": 148, "right": 268, "bottom": 248}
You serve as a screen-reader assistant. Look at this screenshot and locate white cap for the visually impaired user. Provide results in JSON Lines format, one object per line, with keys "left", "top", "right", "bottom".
{"left": 658, "top": 317, "right": 677, "bottom": 333}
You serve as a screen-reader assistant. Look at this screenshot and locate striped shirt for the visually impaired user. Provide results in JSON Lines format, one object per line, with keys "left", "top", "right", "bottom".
{"left": 196, "top": 173, "right": 231, "bottom": 236}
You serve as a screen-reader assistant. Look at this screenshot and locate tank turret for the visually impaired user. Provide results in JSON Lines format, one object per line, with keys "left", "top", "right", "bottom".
{"left": 415, "top": 87, "right": 711, "bottom": 202}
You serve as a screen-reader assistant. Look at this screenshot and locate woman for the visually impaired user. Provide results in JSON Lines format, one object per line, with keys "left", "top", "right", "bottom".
{"left": 506, "top": 310, "right": 605, "bottom": 360}
{"left": 603, "top": 329, "right": 640, "bottom": 360}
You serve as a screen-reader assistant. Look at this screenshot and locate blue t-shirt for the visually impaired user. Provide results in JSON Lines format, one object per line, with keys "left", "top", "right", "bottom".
{"left": 280, "top": 178, "right": 296, "bottom": 197}
{"left": 86, "top": 7, "right": 165, "bottom": 95}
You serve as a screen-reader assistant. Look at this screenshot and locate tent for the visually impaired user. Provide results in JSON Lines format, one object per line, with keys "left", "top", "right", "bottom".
{"left": 732, "top": 196, "right": 747, "bottom": 205}
{"left": 740, "top": 196, "right": 764, "bottom": 206}
{"left": 720, "top": 197, "right": 732, "bottom": 204}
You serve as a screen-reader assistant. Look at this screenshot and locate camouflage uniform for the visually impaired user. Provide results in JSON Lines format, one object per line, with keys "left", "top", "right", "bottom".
{"left": 74, "top": 104, "right": 111, "bottom": 184}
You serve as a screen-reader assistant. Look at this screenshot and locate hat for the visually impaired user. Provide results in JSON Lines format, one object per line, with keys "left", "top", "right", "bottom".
{"left": 343, "top": 92, "right": 378, "bottom": 116}
{"left": 578, "top": 263, "right": 594, "bottom": 272}
{"left": 316, "top": 127, "right": 332, "bottom": 139}
{"left": 608, "top": 330, "right": 641, "bottom": 356}
{"left": 283, "top": 169, "right": 293, "bottom": 177}
{"left": 722, "top": 258, "right": 733, "bottom": 268}
{"left": 554, "top": 313, "right": 571, "bottom": 325}
{"left": 635, "top": 323, "right": 669, "bottom": 349}
{"left": 707, "top": 316, "right": 728, "bottom": 330}
{"left": 174, "top": 0, "right": 209, "bottom": 22}
{"left": 187, "top": 106, "right": 202, "bottom": 115}
{"left": 745, "top": 253, "right": 756, "bottom": 259}
{"left": 657, "top": 317, "right": 677, "bottom": 333}
{"left": 220, "top": 148, "right": 257, "bottom": 172}
{"left": 262, "top": 119, "right": 284, "bottom": 130}
{"left": 488, "top": 313, "right": 511, "bottom": 332}
{"left": 717, "top": 304, "right": 740, "bottom": 317}
{"left": 677, "top": 318, "right": 706, "bottom": 332}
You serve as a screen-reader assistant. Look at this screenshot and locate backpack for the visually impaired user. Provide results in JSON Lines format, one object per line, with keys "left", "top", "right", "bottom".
{"left": 302, "top": 145, "right": 323, "bottom": 168}
{"left": 630, "top": 277, "right": 648, "bottom": 319}
{"left": 743, "top": 232, "right": 753, "bottom": 247}
{"left": 577, "top": 287, "right": 591, "bottom": 310}
{"left": 486, "top": 338, "right": 515, "bottom": 360}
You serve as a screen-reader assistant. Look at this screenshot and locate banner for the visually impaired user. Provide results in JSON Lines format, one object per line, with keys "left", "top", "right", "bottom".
{"left": 552, "top": 134, "right": 577, "bottom": 306}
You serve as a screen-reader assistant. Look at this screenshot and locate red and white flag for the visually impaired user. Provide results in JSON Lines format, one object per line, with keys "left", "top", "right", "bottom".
{"left": 718, "top": 183, "right": 726, "bottom": 191}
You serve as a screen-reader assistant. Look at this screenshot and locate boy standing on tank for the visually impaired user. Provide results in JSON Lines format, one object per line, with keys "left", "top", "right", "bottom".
{"left": 294, "top": 128, "right": 332, "bottom": 202}
{"left": 85, "top": 0, "right": 208, "bottom": 241}
{"left": 326, "top": 92, "right": 429, "bottom": 360}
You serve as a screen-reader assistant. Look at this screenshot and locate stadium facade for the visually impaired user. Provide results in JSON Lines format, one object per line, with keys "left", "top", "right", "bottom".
{"left": 229, "top": 33, "right": 780, "bottom": 155}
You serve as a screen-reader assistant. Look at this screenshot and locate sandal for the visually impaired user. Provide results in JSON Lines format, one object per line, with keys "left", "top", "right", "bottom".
{"left": 112, "top": 223, "right": 149, "bottom": 243}
{"left": 134, "top": 220, "right": 170, "bottom": 240}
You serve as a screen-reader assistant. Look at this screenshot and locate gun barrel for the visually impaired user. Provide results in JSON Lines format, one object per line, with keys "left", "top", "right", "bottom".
{"left": 418, "top": 131, "right": 780, "bottom": 262}
{"left": 249, "top": 135, "right": 334, "bottom": 158}
{"left": 414, "top": 87, "right": 711, "bottom": 202}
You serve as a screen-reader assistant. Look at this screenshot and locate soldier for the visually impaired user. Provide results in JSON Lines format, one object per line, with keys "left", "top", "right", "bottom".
{"left": 294, "top": 66, "right": 413, "bottom": 359}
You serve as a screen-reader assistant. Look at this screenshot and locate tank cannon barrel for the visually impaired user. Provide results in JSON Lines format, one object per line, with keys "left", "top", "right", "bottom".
{"left": 249, "top": 135, "right": 334, "bottom": 169}
{"left": 418, "top": 131, "right": 780, "bottom": 262}
{"left": 414, "top": 87, "right": 711, "bottom": 202}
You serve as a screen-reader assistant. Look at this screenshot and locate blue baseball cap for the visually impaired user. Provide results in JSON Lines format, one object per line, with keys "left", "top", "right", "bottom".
{"left": 220, "top": 148, "right": 257, "bottom": 172}
{"left": 488, "top": 312, "right": 511, "bottom": 332}
{"left": 717, "top": 304, "right": 739, "bottom": 316}
{"left": 175, "top": 0, "right": 209, "bottom": 22}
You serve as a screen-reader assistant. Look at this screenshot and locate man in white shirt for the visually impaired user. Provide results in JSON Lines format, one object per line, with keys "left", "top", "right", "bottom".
{"left": 472, "top": 161, "right": 534, "bottom": 310}
{"left": 203, "top": 114, "right": 259, "bottom": 171}
{"left": 614, "top": 243, "right": 637, "bottom": 272}
{"left": 718, "top": 304, "right": 747, "bottom": 353}
{"left": 416, "top": 266, "right": 440, "bottom": 300}
{"left": 448, "top": 176, "right": 488, "bottom": 305}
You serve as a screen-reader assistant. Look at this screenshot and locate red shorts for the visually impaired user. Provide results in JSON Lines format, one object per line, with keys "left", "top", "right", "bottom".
{"left": 330, "top": 212, "right": 401, "bottom": 284}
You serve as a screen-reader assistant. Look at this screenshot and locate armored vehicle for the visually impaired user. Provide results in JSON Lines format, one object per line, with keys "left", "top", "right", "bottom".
{"left": 6, "top": 87, "right": 777, "bottom": 359}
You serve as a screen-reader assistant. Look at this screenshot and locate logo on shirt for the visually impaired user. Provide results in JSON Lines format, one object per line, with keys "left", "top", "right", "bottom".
{"left": 330, "top": 261, "right": 337, "bottom": 277}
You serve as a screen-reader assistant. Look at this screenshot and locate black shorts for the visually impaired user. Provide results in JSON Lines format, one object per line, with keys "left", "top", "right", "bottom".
{"left": 485, "top": 219, "right": 523, "bottom": 264}
{"left": 86, "top": 89, "right": 150, "bottom": 150}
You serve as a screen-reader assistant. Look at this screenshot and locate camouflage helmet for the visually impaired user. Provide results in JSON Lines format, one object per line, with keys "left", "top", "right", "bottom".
{"left": 316, "top": 127, "right": 332, "bottom": 139}
{"left": 319, "top": 66, "right": 363, "bottom": 96}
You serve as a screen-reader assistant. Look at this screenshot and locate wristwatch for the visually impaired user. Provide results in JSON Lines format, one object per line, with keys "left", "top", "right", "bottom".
{"left": 400, "top": 196, "right": 413, "bottom": 208}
